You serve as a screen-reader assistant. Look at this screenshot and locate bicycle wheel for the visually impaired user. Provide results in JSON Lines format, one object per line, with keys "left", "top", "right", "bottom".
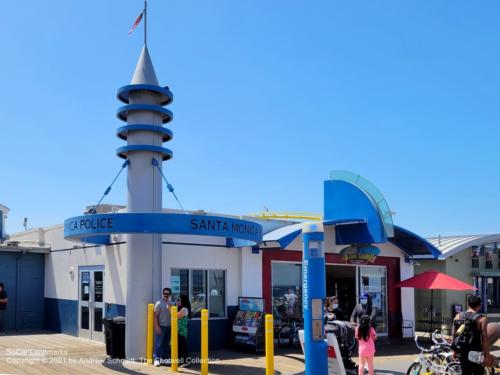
{"left": 407, "top": 362, "right": 424, "bottom": 375}
{"left": 278, "top": 325, "right": 292, "bottom": 347}
{"left": 291, "top": 329, "right": 301, "bottom": 348}
{"left": 444, "top": 362, "right": 461, "bottom": 375}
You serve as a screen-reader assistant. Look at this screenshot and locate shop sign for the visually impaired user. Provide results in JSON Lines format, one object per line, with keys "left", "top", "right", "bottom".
{"left": 340, "top": 245, "right": 380, "bottom": 265}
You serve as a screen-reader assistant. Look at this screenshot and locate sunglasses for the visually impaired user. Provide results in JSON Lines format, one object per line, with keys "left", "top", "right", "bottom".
{"left": 163, "top": 293, "right": 171, "bottom": 296}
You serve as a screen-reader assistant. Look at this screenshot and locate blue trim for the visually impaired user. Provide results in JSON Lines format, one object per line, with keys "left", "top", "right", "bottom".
{"left": 278, "top": 229, "right": 302, "bottom": 248}
{"left": 226, "top": 238, "right": 259, "bottom": 248}
{"left": 263, "top": 219, "right": 366, "bottom": 249}
{"left": 117, "top": 145, "right": 173, "bottom": 161}
{"left": 105, "top": 303, "right": 126, "bottom": 317}
{"left": 116, "top": 104, "right": 173, "bottom": 123}
{"left": 117, "top": 84, "right": 173, "bottom": 106}
{"left": 390, "top": 225, "right": 441, "bottom": 258}
{"left": 187, "top": 305, "right": 238, "bottom": 351}
{"left": 116, "top": 125, "right": 173, "bottom": 142}
{"left": 64, "top": 213, "right": 263, "bottom": 246}
{"left": 44, "top": 297, "right": 78, "bottom": 336}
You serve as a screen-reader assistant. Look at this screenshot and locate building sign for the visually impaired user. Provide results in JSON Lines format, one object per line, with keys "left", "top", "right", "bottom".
{"left": 340, "top": 245, "right": 380, "bottom": 265}
{"left": 95, "top": 280, "right": 103, "bottom": 302}
{"left": 64, "top": 213, "right": 263, "bottom": 247}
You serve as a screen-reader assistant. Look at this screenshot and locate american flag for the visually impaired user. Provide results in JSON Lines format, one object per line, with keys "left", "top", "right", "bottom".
{"left": 128, "top": 11, "right": 144, "bottom": 35}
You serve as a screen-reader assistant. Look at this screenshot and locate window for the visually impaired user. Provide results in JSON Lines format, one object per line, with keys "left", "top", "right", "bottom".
{"left": 271, "top": 262, "right": 302, "bottom": 320}
{"left": 171, "top": 268, "right": 226, "bottom": 318}
{"left": 485, "top": 244, "right": 495, "bottom": 269}
{"left": 471, "top": 247, "right": 480, "bottom": 268}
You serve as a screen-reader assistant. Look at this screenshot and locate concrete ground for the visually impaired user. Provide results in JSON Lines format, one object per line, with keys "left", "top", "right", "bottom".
{"left": 0, "top": 330, "right": 490, "bottom": 375}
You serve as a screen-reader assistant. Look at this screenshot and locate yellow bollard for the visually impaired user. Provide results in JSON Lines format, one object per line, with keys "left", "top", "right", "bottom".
{"left": 265, "top": 314, "right": 274, "bottom": 375}
{"left": 146, "top": 303, "right": 154, "bottom": 365}
{"left": 171, "top": 306, "right": 178, "bottom": 372}
{"left": 201, "top": 309, "right": 209, "bottom": 375}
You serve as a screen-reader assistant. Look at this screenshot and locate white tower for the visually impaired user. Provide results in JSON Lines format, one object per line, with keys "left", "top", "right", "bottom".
{"left": 116, "top": 45, "right": 173, "bottom": 358}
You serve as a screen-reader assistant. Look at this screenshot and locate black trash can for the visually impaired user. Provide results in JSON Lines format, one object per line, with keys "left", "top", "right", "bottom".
{"left": 103, "top": 316, "right": 126, "bottom": 359}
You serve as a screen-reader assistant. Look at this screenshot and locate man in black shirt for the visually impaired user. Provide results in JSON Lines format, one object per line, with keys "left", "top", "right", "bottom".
{"left": 0, "top": 282, "right": 8, "bottom": 334}
{"left": 452, "top": 295, "right": 494, "bottom": 375}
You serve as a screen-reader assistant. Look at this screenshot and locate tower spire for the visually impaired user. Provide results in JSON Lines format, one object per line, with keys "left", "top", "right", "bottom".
{"left": 144, "top": 0, "right": 147, "bottom": 46}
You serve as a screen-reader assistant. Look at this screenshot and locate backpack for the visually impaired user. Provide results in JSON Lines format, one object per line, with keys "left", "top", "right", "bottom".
{"left": 451, "top": 312, "right": 482, "bottom": 354}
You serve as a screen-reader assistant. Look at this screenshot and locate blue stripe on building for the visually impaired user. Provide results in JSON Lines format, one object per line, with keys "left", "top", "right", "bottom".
{"left": 44, "top": 298, "right": 78, "bottom": 336}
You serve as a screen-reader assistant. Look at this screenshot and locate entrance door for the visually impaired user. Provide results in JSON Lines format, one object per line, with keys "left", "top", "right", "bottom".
{"left": 359, "top": 266, "right": 388, "bottom": 335}
{"left": 326, "top": 265, "right": 357, "bottom": 319}
{"left": 78, "top": 266, "right": 104, "bottom": 342}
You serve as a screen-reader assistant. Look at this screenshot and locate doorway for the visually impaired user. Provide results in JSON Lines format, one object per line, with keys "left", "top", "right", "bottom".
{"left": 78, "top": 266, "right": 104, "bottom": 342}
{"left": 326, "top": 265, "right": 357, "bottom": 320}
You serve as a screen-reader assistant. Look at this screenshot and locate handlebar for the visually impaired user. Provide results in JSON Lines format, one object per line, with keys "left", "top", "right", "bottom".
{"left": 414, "top": 334, "right": 434, "bottom": 352}
{"left": 431, "top": 330, "right": 449, "bottom": 345}
{"left": 414, "top": 332, "right": 450, "bottom": 353}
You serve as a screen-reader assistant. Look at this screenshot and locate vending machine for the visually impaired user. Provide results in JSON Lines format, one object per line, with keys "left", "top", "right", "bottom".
{"left": 231, "top": 297, "right": 265, "bottom": 353}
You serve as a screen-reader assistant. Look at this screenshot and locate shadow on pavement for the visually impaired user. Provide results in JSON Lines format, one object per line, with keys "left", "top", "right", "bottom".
{"left": 102, "top": 359, "right": 149, "bottom": 375}
{"left": 375, "top": 340, "right": 420, "bottom": 357}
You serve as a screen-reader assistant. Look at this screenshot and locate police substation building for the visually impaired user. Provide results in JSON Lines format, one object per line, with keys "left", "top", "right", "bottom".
{"left": 0, "top": 45, "right": 442, "bottom": 357}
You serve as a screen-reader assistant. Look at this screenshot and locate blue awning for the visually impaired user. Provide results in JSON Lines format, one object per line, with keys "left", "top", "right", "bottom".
{"left": 389, "top": 225, "right": 441, "bottom": 258}
{"left": 263, "top": 219, "right": 366, "bottom": 249}
{"left": 262, "top": 222, "right": 440, "bottom": 259}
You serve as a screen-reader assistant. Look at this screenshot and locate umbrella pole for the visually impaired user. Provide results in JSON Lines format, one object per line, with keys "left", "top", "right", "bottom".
{"left": 430, "top": 289, "right": 434, "bottom": 332}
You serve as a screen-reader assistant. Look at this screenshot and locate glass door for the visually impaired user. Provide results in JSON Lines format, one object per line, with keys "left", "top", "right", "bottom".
{"left": 359, "top": 266, "right": 388, "bottom": 335}
{"left": 78, "top": 267, "right": 104, "bottom": 342}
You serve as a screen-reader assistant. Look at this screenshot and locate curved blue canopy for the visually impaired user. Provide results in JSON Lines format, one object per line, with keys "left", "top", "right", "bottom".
{"left": 263, "top": 222, "right": 440, "bottom": 258}
{"left": 263, "top": 219, "right": 366, "bottom": 248}
{"left": 389, "top": 225, "right": 441, "bottom": 258}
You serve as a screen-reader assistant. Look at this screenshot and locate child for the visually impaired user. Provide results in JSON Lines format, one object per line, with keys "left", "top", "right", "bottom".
{"left": 356, "top": 314, "right": 377, "bottom": 375}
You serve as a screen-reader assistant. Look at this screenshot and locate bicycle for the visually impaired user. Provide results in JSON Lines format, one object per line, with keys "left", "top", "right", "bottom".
{"left": 407, "top": 333, "right": 461, "bottom": 375}
{"left": 278, "top": 318, "right": 303, "bottom": 348}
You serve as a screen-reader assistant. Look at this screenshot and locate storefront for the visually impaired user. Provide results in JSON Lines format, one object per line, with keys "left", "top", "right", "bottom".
{"left": 268, "top": 258, "right": 392, "bottom": 332}
{"left": 260, "top": 173, "right": 441, "bottom": 338}
{"left": 263, "top": 241, "right": 408, "bottom": 337}
{"left": 413, "top": 235, "right": 500, "bottom": 324}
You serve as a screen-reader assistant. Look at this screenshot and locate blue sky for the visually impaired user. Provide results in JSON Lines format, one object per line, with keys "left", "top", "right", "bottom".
{"left": 1, "top": 1, "right": 499, "bottom": 236}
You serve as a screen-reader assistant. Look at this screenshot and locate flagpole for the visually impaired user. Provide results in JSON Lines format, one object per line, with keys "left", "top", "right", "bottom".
{"left": 144, "top": 0, "right": 147, "bottom": 46}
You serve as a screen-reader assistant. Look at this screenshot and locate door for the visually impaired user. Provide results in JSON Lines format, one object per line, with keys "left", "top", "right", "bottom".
{"left": 0, "top": 253, "right": 17, "bottom": 330}
{"left": 0, "top": 252, "right": 45, "bottom": 330}
{"left": 325, "top": 265, "right": 357, "bottom": 318}
{"left": 359, "top": 265, "right": 388, "bottom": 336}
{"left": 78, "top": 267, "right": 104, "bottom": 341}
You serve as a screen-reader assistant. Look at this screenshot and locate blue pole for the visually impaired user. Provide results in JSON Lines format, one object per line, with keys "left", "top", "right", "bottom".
{"left": 302, "top": 222, "right": 328, "bottom": 375}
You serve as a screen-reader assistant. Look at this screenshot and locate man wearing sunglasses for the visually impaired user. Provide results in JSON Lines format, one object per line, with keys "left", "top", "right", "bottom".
{"left": 154, "top": 287, "right": 173, "bottom": 366}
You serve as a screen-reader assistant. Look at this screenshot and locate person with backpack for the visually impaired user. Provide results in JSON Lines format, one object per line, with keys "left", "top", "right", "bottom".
{"left": 452, "top": 295, "right": 494, "bottom": 375}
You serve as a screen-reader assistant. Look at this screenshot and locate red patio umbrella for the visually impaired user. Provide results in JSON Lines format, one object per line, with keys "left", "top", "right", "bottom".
{"left": 397, "top": 270, "right": 476, "bottom": 329}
